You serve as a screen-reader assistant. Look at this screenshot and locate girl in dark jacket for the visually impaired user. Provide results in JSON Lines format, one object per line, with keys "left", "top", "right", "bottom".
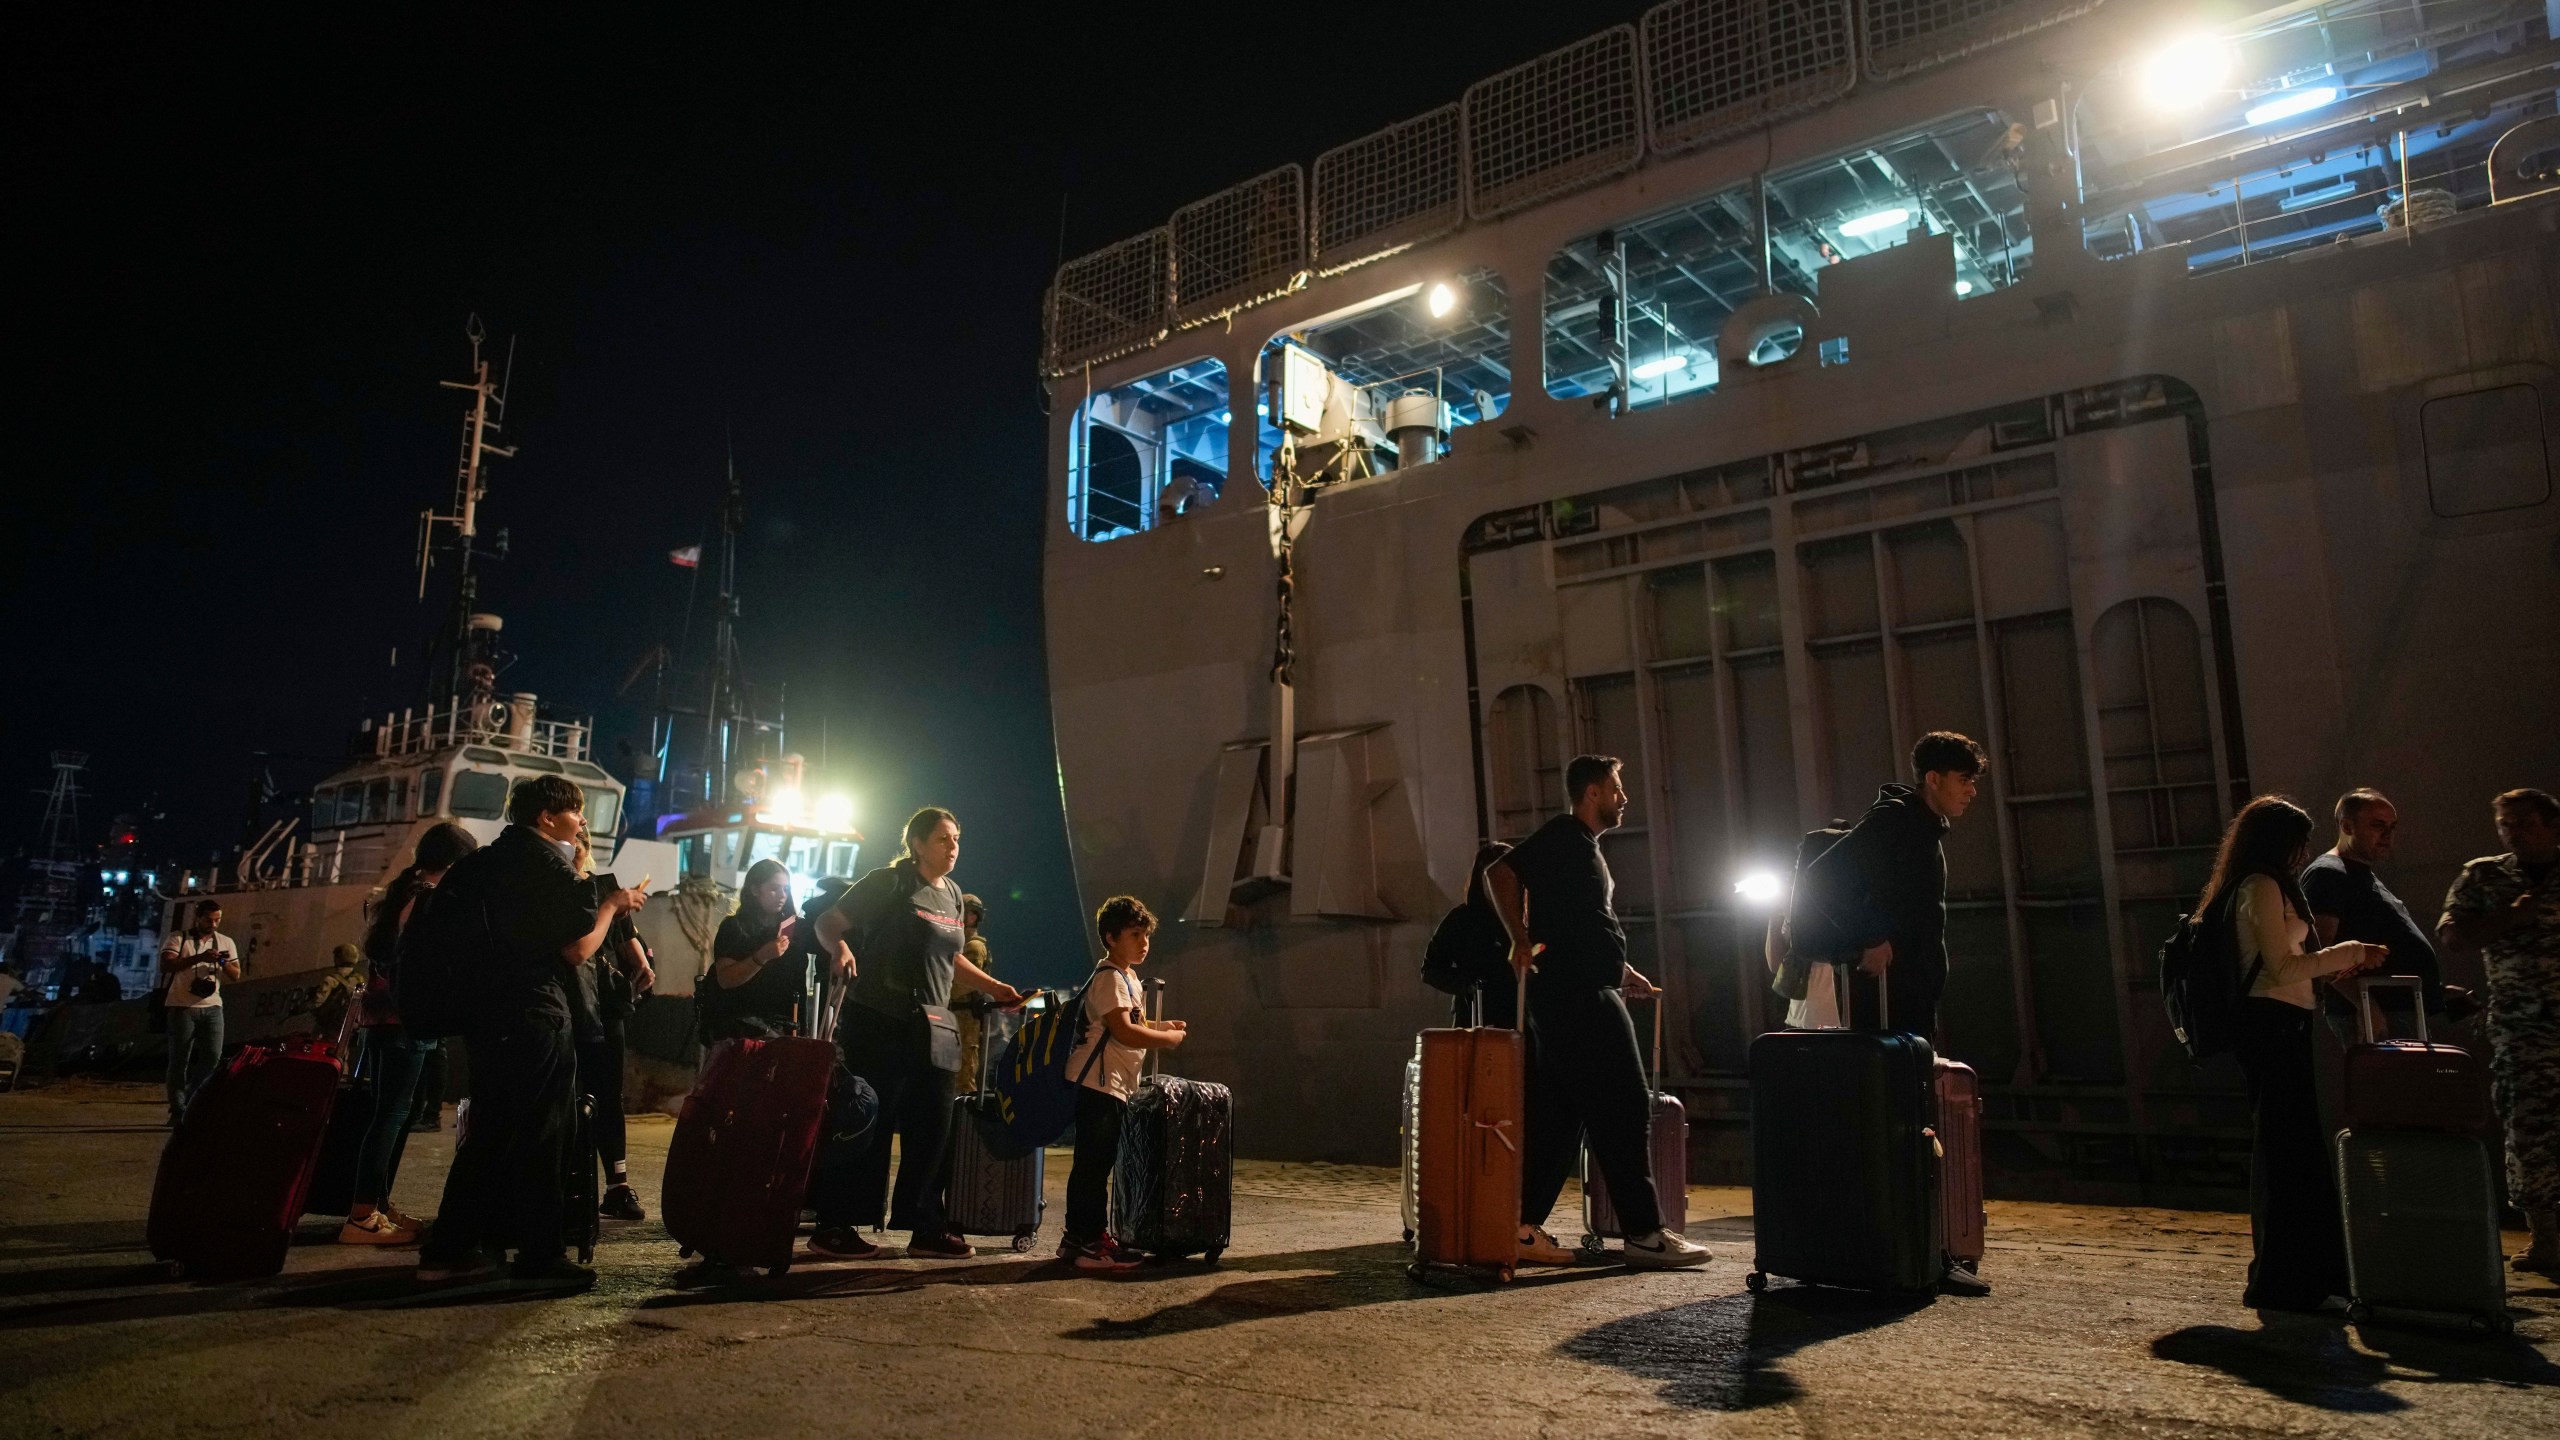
{"left": 698, "top": 859, "right": 806, "bottom": 1042}
{"left": 341, "top": 822, "right": 478, "bottom": 1246}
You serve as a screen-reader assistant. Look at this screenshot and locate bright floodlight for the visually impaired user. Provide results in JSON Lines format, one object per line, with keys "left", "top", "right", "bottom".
{"left": 1838, "top": 207, "right": 1911, "bottom": 238}
{"left": 816, "top": 793, "right": 855, "bottom": 831}
{"left": 765, "top": 785, "right": 804, "bottom": 825}
{"left": 1955, "top": 279, "right": 1975, "bottom": 296}
{"left": 1427, "top": 282, "right": 1457, "bottom": 318}
{"left": 1631, "top": 354, "right": 1689, "bottom": 380}
{"left": 2138, "top": 34, "right": 2235, "bottom": 113}
{"left": 2244, "top": 84, "right": 2338, "bottom": 127}
{"left": 1734, "top": 869, "right": 1787, "bottom": 908}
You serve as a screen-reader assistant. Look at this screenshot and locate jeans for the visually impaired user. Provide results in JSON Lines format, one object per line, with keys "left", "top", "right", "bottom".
{"left": 354, "top": 1026, "right": 435, "bottom": 1205}
{"left": 813, "top": 1004, "right": 954, "bottom": 1235}
{"left": 2234, "top": 997, "right": 2350, "bottom": 1307}
{"left": 575, "top": 1023, "right": 627, "bottom": 1171}
{"left": 1065, "top": 1085, "right": 1126, "bottom": 1243}
{"left": 165, "top": 1005, "right": 223, "bottom": 1122}
{"left": 1520, "top": 984, "right": 1662, "bottom": 1238}
{"left": 421, "top": 1011, "right": 575, "bottom": 1266}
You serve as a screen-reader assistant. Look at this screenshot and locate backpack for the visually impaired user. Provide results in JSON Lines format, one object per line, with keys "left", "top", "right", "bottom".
{"left": 984, "top": 973, "right": 1110, "bottom": 1157}
{"left": 2159, "top": 883, "right": 2261, "bottom": 1062}
{"left": 1421, "top": 903, "right": 1502, "bottom": 997}
{"left": 1774, "top": 821, "right": 1857, "bottom": 999}
{"left": 395, "top": 863, "right": 493, "bottom": 1042}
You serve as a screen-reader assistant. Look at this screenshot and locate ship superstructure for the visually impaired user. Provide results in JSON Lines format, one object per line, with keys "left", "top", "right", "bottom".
{"left": 1040, "top": 0, "right": 2560, "bottom": 1196}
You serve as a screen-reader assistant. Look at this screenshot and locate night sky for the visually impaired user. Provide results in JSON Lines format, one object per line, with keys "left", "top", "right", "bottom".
{"left": 16, "top": 7, "right": 1617, "bottom": 981}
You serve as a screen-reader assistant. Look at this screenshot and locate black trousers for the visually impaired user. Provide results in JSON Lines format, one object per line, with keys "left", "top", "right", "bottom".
{"left": 574, "top": 1022, "right": 627, "bottom": 1172}
{"left": 1065, "top": 1084, "right": 1126, "bottom": 1243}
{"left": 1520, "top": 984, "right": 1662, "bottom": 1238}
{"left": 813, "top": 1005, "right": 954, "bottom": 1235}
{"left": 2234, "top": 997, "right": 2350, "bottom": 1308}
{"left": 422, "top": 1009, "right": 574, "bottom": 1265}
{"left": 1844, "top": 960, "right": 1945, "bottom": 1039}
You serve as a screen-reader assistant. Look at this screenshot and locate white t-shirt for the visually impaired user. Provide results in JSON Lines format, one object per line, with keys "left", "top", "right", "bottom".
{"left": 162, "top": 932, "right": 238, "bottom": 1009}
{"left": 1068, "top": 963, "right": 1147, "bottom": 1100}
{"left": 0, "top": 971, "right": 22, "bottom": 1006}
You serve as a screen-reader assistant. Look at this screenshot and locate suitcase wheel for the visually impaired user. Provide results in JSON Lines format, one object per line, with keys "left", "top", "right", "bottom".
{"left": 578, "top": 1246, "right": 594, "bottom": 1264}
{"left": 1579, "top": 1233, "right": 1605, "bottom": 1258}
{"left": 1010, "top": 1229, "right": 1037, "bottom": 1253}
{"left": 1401, "top": 1228, "right": 1414, "bottom": 1244}
{"left": 767, "top": 1261, "right": 791, "bottom": 1278}
{"left": 166, "top": 1261, "right": 188, "bottom": 1282}
{"left": 1493, "top": 1264, "right": 1515, "bottom": 1285}
{"left": 1203, "top": 1247, "right": 1224, "bottom": 1266}
{"left": 1745, "top": 1270, "right": 1768, "bottom": 1293}
{"left": 1405, "top": 1261, "right": 1427, "bottom": 1283}
{"left": 677, "top": 1246, "right": 695, "bottom": 1261}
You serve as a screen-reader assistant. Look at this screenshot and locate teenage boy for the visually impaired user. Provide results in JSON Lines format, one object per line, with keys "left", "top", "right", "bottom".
{"left": 1057, "top": 895, "right": 1185, "bottom": 1273}
{"left": 1490, "top": 755, "right": 1713, "bottom": 1272}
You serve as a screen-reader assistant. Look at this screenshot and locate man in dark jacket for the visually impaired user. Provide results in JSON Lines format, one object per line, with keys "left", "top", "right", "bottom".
{"left": 1796, "top": 731, "right": 1984, "bottom": 1043}
{"left": 416, "top": 775, "right": 645, "bottom": 1287}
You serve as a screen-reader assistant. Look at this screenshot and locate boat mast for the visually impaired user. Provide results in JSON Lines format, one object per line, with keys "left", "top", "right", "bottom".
{"left": 417, "top": 314, "right": 517, "bottom": 700}
{"left": 703, "top": 444, "right": 746, "bottom": 805}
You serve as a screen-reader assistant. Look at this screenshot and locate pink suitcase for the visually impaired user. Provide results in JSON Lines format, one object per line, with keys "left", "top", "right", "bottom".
{"left": 1581, "top": 995, "right": 1688, "bottom": 1251}
{"left": 2341, "top": 978, "right": 2487, "bottom": 1132}
{"left": 1935, "top": 1058, "right": 1985, "bottom": 1266}
{"left": 148, "top": 1036, "right": 343, "bottom": 1279}
{"left": 662, "top": 982, "right": 843, "bottom": 1276}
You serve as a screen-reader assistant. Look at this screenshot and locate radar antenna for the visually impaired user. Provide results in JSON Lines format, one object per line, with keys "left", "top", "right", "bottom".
{"left": 415, "top": 315, "right": 519, "bottom": 700}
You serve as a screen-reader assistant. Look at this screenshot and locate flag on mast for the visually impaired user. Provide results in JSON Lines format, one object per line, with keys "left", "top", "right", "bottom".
{"left": 669, "top": 545, "right": 701, "bottom": 569}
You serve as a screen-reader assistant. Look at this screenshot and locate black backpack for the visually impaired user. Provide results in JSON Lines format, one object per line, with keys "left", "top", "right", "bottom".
{"left": 395, "top": 859, "right": 494, "bottom": 1042}
{"left": 1421, "top": 903, "right": 1503, "bottom": 997}
{"left": 1781, "top": 821, "right": 1860, "bottom": 960}
{"left": 2159, "top": 884, "right": 2261, "bottom": 1062}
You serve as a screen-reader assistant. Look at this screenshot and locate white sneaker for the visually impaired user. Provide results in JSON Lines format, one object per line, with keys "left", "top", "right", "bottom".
{"left": 1622, "top": 1228, "right": 1712, "bottom": 1269}
{"left": 339, "top": 1211, "right": 418, "bottom": 1246}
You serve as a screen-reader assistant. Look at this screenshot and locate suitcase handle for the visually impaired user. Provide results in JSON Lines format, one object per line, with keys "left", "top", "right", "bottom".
{"left": 1622, "top": 990, "right": 1664, "bottom": 1090}
{"left": 2355, "top": 975, "right": 2427, "bottom": 1045}
{"left": 1144, "top": 976, "right": 1166, "bottom": 1078}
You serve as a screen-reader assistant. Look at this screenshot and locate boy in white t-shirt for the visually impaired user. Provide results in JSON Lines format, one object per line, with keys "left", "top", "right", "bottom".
{"left": 1058, "top": 896, "right": 1185, "bottom": 1272}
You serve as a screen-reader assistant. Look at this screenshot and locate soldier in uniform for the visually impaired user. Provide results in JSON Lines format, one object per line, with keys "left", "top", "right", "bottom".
{"left": 2439, "top": 787, "right": 2560, "bottom": 1277}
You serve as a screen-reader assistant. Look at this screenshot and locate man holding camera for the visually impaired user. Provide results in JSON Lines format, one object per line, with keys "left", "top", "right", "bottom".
{"left": 160, "top": 900, "right": 242, "bottom": 1127}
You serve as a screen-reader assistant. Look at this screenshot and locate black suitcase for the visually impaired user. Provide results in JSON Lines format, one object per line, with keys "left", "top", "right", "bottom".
{"left": 564, "top": 1093, "right": 600, "bottom": 1263}
{"left": 1110, "top": 978, "right": 1232, "bottom": 1263}
{"left": 2337, "top": 1127, "right": 2509, "bottom": 1333}
{"left": 1746, "top": 1024, "right": 1943, "bottom": 1294}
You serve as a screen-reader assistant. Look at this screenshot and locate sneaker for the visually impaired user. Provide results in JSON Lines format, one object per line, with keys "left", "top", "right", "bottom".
{"left": 599, "top": 1185, "right": 647, "bottom": 1222}
{"left": 416, "top": 1254, "right": 501, "bottom": 1285}
{"left": 807, "top": 1226, "right": 885, "bottom": 1261}
{"left": 1517, "top": 1226, "right": 1579, "bottom": 1267}
{"left": 384, "top": 1202, "right": 431, "bottom": 1232}
{"left": 1941, "top": 1261, "right": 1992, "bottom": 1296}
{"left": 508, "top": 1256, "right": 597, "bottom": 1289}
{"left": 339, "top": 1211, "right": 418, "bottom": 1246}
{"left": 1060, "top": 1234, "right": 1141, "bottom": 1272}
{"left": 907, "top": 1229, "right": 974, "bottom": 1259}
{"left": 1622, "top": 1228, "right": 1713, "bottom": 1269}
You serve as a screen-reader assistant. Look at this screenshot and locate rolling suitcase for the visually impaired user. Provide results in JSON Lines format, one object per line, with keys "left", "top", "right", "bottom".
{"left": 563, "top": 1092, "right": 600, "bottom": 1264}
{"left": 2340, "top": 976, "right": 2488, "bottom": 1132}
{"left": 945, "top": 996, "right": 1045, "bottom": 1251}
{"left": 2336, "top": 1128, "right": 2508, "bottom": 1332}
{"left": 1746, "top": 975, "right": 1943, "bottom": 1294}
{"left": 148, "top": 1035, "right": 343, "bottom": 1279}
{"left": 1112, "top": 977, "right": 1234, "bottom": 1263}
{"left": 1399, "top": 1039, "right": 1422, "bottom": 1243}
{"left": 662, "top": 978, "right": 844, "bottom": 1275}
{"left": 1936, "top": 1058, "right": 1985, "bottom": 1267}
{"left": 1411, "top": 971, "right": 1527, "bottom": 1283}
{"left": 1580, "top": 994, "right": 1688, "bottom": 1254}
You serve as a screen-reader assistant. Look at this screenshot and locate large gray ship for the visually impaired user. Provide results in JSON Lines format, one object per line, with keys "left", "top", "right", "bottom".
{"left": 1037, "top": 0, "right": 2559, "bottom": 1200}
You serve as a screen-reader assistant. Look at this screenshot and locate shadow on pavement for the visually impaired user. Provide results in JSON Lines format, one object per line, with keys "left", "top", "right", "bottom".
{"left": 0, "top": 1260, "right": 177, "bottom": 1300}
{"left": 634, "top": 1252, "right": 1076, "bottom": 1308}
{"left": 1557, "top": 1284, "right": 1932, "bottom": 1411}
{"left": 1062, "top": 1244, "right": 1624, "bottom": 1341}
{"left": 2152, "top": 1315, "right": 2560, "bottom": 1411}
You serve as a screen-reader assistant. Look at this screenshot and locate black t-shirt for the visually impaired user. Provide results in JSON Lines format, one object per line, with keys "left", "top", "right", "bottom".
{"left": 836, "top": 860, "right": 966, "bottom": 1016}
{"left": 459, "top": 825, "right": 600, "bottom": 1023}
{"left": 700, "top": 910, "right": 805, "bottom": 1038}
{"left": 1501, "top": 814, "right": 1626, "bottom": 989}
{"left": 2301, "top": 853, "right": 2441, "bottom": 1015}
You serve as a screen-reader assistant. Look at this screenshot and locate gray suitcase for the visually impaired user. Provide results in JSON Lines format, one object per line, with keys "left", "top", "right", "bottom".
{"left": 2335, "top": 1127, "right": 2509, "bottom": 1333}
{"left": 1399, "top": 1043, "right": 1421, "bottom": 1243}
{"left": 945, "top": 999, "right": 1045, "bottom": 1251}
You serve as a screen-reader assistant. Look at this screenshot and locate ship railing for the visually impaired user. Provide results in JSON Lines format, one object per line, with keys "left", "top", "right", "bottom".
{"left": 368, "top": 693, "right": 593, "bottom": 762}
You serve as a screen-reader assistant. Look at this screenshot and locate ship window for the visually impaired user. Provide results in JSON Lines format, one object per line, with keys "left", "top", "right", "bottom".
{"left": 581, "top": 787, "right": 621, "bottom": 835}
{"left": 362, "top": 780, "right": 391, "bottom": 823}
{"left": 335, "top": 787, "right": 365, "bottom": 827}
{"left": 420, "top": 770, "right": 444, "bottom": 817}
{"left": 1544, "top": 110, "right": 2027, "bottom": 408}
{"left": 514, "top": 755, "right": 565, "bottom": 774}
{"left": 450, "top": 770, "right": 507, "bottom": 820}
{"left": 463, "top": 747, "right": 510, "bottom": 766}
{"left": 748, "top": 832, "right": 785, "bottom": 866}
{"left": 564, "top": 761, "right": 610, "bottom": 780}
{"left": 2424, "top": 385, "right": 2552, "bottom": 518}
{"left": 1070, "top": 358, "right": 1229, "bottom": 542}
{"left": 827, "top": 841, "right": 859, "bottom": 876}
{"left": 1253, "top": 269, "right": 1509, "bottom": 484}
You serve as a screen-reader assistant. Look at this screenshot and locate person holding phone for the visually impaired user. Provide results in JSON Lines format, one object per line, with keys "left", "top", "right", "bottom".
{"left": 2440, "top": 787, "right": 2560, "bottom": 1277}
{"left": 159, "top": 900, "right": 241, "bottom": 1127}
{"left": 698, "top": 859, "right": 807, "bottom": 1042}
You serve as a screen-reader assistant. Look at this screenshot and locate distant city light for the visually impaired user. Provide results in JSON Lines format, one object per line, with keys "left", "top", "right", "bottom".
{"left": 2245, "top": 85, "right": 2339, "bottom": 127}
{"left": 1734, "top": 869, "right": 1787, "bottom": 908}
{"left": 1631, "top": 354, "right": 1690, "bottom": 380}
{"left": 1426, "top": 282, "right": 1457, "bottom": 318}
{"left": 816, "top": 793, "right": 854, "bottom": 832}
{"left": 1215, "top": 410, "right": 1232, "bottom": 424}
{"left": 1838, "top": 207, "right": 1911, "bottom": 238}
{"left": 2138, "top": 34, "right": 2235, "bottom": 113}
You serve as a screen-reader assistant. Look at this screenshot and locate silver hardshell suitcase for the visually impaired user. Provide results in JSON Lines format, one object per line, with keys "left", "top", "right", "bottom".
{"left": 945, "top": 997, "right": 1045, "bottom": 1251}
{"left": 2335, "top": 1127, "right": 2508, "bottom": 1333}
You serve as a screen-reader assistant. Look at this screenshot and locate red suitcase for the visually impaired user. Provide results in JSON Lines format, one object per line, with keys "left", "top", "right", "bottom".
{"left": 1935, "top": 1058, "right": 1985, "bottom": 1266}
{"left": 2341, "top": 977, "right": 2487, "bottom": 1132}
{"left": 1411, "top": 972, "right": 1526, "bottom": 1283}
{"left": 662, "top": 983, "right": 842, "bottom": 1275}
{"left": 148, "top": 1035, "right": 343, "bottom": 1279}
{"left": 1581, "top": 996, "right": 1688, "bottom": 1252}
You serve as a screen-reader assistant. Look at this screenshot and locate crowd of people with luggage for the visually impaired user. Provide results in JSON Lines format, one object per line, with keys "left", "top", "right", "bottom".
{"left": 144, "top": 734, "right": 2555, "bottom": 1318}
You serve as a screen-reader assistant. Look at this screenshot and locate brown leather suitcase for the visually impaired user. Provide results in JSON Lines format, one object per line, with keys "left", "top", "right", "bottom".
{"left": 1411, "top": 973, "right": 1525, "bottom": 1282}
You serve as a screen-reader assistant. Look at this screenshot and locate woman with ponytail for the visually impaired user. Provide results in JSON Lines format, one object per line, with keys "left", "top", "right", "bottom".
{"left": 341, "top": 822, "right": 479, "bottom": 1245}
